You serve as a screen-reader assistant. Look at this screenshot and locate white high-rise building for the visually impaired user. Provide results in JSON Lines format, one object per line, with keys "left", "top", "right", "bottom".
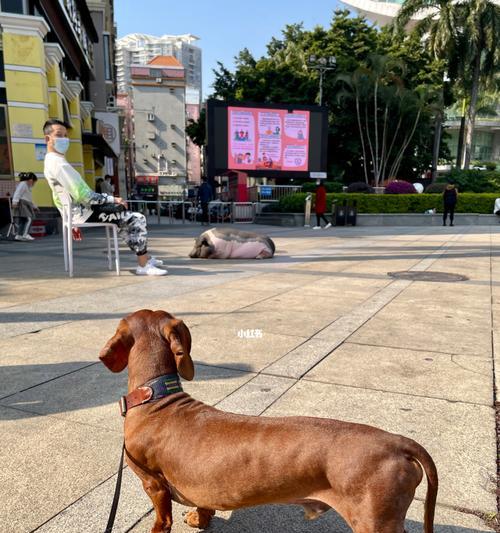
{"left": 116, "top": 33, "right": 202, "bottom": 98}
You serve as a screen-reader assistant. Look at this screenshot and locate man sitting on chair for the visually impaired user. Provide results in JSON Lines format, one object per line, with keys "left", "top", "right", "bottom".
{"left": 42, "top": 119, "right": 166, "bottom": 276}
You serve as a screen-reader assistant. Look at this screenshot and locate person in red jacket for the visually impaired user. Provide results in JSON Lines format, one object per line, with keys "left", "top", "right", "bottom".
{"left": 313, "top": 180, "right": 332, "bottom": 230}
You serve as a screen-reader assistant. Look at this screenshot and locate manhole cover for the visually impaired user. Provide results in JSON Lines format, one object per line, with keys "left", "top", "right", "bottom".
{"left": 388, "top": 271, "right": 469, "bottom": 282}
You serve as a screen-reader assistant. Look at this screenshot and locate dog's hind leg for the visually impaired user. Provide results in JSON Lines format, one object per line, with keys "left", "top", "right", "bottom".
{"left": 142, "top": 477, "right": 173, "bottom": 533}
{"left": 128, "top": 460, "right": 173, "bottom": 533}
{"left": 184, "top": 507, "right": 215, "bottom": 529}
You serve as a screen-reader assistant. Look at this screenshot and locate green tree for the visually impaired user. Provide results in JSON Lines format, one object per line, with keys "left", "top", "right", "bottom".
{"left": 336, "top": 54, "right": 438, "bottom": 186}
{"left": 186, "top": 108, "right": 206, "bottom": 147}
{"left": 395, "top": 0, "right": 500, "bottom": 169}
{"left": 199, "top": 9, "right": 446, "bottom": 182}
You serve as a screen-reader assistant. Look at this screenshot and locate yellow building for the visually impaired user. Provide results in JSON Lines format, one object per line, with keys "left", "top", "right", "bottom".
{"left": 0, "top": 0, "right": 118, "bottom": 214}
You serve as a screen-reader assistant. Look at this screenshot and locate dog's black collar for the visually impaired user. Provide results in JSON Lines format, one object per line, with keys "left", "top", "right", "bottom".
{"left": 120, "top": 373, "right": 183, "bottom": 416}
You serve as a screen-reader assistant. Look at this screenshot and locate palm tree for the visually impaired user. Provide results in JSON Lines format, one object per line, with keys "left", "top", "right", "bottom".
{"left": 459, "top": 0, "right": 500, "bottom": 168}
{"left": 395, "top": 0, "right": 500, "bottom": 169}
{"left": 335, "top": 54, "right": 431, "bottom": 186}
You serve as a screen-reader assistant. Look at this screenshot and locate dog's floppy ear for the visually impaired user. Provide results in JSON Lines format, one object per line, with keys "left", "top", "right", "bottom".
{"left": 162, "top": 319, "right": 194, "bottom": 381}
{"left": 99, "top": 319, "right": 133, "bottom": 372}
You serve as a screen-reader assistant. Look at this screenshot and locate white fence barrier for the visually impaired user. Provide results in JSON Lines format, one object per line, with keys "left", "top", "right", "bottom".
{"left": 126, "top": 199, "right": 257, "bottom": 225}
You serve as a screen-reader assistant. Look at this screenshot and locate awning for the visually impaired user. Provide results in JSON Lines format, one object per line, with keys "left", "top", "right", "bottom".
{"left": 82, "top": 132, "right": 117, "bottom": 159}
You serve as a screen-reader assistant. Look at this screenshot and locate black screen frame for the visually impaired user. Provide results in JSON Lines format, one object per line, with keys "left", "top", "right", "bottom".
{"left": 206, "top": 99, "right": 328, "bottom": 179}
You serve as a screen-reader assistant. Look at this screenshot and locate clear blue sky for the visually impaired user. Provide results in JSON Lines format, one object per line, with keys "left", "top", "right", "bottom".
{"left": 115, "top": 0, "right": 346, "bottom": 98}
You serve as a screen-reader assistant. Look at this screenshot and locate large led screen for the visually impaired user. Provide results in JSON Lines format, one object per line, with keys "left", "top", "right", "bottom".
{"left": 228, "top": 107, "right": 310, "bottom": 171}
{"left": 206, "top": 100, "right": 328, "bottom": 179}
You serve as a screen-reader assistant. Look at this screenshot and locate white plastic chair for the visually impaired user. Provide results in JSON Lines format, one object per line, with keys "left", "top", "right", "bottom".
{"left": 59, "top": 192, "right": 120, "bottom": 277}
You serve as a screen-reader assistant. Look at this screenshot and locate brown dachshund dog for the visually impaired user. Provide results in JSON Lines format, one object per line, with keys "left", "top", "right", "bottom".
{"left": 100, "top": 310, "right": 438, "bottom": 533}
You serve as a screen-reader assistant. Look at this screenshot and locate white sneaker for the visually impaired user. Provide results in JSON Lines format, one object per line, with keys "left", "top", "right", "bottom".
{"left": 136, "top": 264, "right": 167, "bottom": 276}
{"left": 323, "top": 223, "right": 332, "bottom": 229}
{"left": 148, "top": 256, "right": 163, "bottom": 266}
{"left": 14, "top": 235, "right": 24, "bottom": 241}
{"left": 312, "top": 226, "right": 321, "bottom": 230}
{"left": 23, "top": 235, "right": 35, "bottom": 240}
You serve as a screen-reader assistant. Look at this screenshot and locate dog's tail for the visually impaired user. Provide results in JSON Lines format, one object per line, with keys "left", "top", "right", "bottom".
{"left": 406, "top": 439, "right": 438, "bottom": 533}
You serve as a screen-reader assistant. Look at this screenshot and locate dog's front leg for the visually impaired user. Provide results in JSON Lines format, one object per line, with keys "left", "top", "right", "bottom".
{"left": 184, "top": 508, "right": 215, "bottom": 529}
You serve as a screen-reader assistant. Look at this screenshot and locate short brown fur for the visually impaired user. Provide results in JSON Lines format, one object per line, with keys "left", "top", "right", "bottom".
{"left": 100, "top": 310, "right": 438, "bottom": 533}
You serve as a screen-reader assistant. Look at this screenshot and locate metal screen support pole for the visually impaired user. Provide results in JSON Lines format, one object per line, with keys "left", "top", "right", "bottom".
{"left": 156, "top": 198, "right": 161, "bottom": 225}
{"left": 304, "top": 194, "right": 312, "bottom": 227}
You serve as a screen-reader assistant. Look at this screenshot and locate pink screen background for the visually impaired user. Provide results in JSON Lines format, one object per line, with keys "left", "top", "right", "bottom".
{"left": 228, "top": 106, "right": 310, "bottom": 171}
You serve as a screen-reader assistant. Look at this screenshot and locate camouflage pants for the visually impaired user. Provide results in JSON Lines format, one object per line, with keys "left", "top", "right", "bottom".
{"left": 87, "top": 208, "right": 148, "bottom": 255}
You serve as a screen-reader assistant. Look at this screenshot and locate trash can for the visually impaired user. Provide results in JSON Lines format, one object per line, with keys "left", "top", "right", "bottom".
{"left": 346, "top": 200, "right": 357, "bottom": 226}
{"left": 332, "top": 200, "right": 347, "bottom": 226}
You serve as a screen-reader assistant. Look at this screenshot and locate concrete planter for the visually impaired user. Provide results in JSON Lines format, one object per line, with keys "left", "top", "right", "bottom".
{"left": 254, "top": 212, "right": 500, "bottom": 227}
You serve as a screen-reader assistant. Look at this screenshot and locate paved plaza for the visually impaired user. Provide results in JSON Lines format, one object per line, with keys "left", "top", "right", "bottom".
{"left": 0, "top": 223, "right": 498, "bottom": 533}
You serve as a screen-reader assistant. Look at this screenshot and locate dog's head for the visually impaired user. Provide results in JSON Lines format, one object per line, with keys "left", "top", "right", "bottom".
{"left": 99, "top": 309, "right": 194, "bottom": 380}
{"left": 189, "top": 234, "right": 215, "bottom": 259}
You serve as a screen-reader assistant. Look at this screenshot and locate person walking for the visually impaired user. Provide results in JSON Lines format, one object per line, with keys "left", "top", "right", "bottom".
{"left": 442, "top": 182, "right": 458, "bottom": 226}
{"left": 197, "top": 177, "right": 213, "bottom": 226}
{"left": 42, "top": 119, "right": 166, "bottom": 276}
{"left": 12, "top": 172, "right": 38, "bottom": 241}
{"left": 313, "top": 180, "right": 332, "bottom": 230}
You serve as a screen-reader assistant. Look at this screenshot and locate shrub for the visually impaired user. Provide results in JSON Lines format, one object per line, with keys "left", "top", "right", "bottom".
{"left": 260, "top": 203, "right": 281, "bottom": 213}
{"left": 437, "top": 169, "right": 500, "bottom": 193}
{"left": 385, "top": 181, "right": 417, "bottom": 194}
{"left": 301, "top": 181, "right": 344, "bottom": 193}
{"left": 346, "top": 181, "right": 374, "bottom": 193}
{"left": 424, "top": 183, "right": 447, "bottom": 194}
{"left": 279, "top": 192, "right": 499, "bottom": 214}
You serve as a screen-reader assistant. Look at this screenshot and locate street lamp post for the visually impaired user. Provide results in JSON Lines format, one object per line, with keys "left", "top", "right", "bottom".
{"left": 307, "top": 55, "right": 336, "bottom": 106}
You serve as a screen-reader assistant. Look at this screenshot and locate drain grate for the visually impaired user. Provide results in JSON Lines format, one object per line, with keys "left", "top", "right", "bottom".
{"left": 388, "top": 271, "right": 469, "bottom": 283}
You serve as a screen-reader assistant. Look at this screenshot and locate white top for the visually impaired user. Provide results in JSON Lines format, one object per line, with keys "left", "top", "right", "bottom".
{"left": 12, "top": 181, "right": 36, "bottom": 207}
{"left": 44, "top": 152, "right": 114, "bottom": 224}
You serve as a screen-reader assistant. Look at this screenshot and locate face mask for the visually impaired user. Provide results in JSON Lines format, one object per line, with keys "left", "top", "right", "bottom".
{"left": 53, "top": 137, "right": 70, "bottom": 154}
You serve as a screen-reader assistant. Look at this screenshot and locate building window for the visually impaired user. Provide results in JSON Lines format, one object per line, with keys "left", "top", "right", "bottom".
{"left": 473, "top": 131, "right": 493, "bottom": 161}
{"left": 103, "top": 34, "right": 112, "bottom": 81}
{"left": 0, "top": 0, "right": 26, "bottom": 14}
{"left": 0, "top": 38, "right": 4, "bottom": 83}
{"left": 0, "top": 105, "right": 13, "bottom": 177}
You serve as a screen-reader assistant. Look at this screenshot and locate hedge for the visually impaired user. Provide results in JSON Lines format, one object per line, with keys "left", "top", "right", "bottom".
{"left": 279, "top": 193, "right": 500, "bottom": 214}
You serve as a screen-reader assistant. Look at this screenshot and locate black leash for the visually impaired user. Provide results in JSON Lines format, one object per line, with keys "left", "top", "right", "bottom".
{"left": 104, "top": 442, "right": 125, "bottom": 533}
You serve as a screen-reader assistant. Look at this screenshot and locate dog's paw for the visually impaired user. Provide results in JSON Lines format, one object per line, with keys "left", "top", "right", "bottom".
{"left": 184, "top": 508, "right": 215, "bottom": 529}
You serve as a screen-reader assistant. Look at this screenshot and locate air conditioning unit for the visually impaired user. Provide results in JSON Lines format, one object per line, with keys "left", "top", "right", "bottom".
{"left": 106, "top": 95, "right": 116, "bottom": 107}
{"left": 143, "top": 158, "right": 148, "bottom": 163}
{"left": 171, "top": 142, "right": 177, "bottom": 148}
{"left": 156, "top": 77, "right": 162, "bottom": 83}
{"left": 147, "top": 113, "right": 155, "bottom": 122}
{"left": 170, "top": 124, "right": 176, "bottom": 129}
{"left": 147, "top": 131, "right": 156, "bottom": 140}
{"left": 169, "top": 88, "right": 175, "bottom": 94}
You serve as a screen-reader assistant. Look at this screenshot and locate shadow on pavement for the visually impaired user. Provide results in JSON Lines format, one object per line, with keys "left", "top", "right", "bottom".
{"left": 193, "top": 504, "right": 490, "bottom": 533}
{"left": 0, "top": 360, "right": 255, "bottom": 418}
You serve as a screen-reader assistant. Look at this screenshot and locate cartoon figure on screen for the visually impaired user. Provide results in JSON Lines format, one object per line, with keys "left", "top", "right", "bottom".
{"left": 245, "top": 152, "right": 252, "bottom": 164}
{"left": 275, "top": 126, "right": 280, "bottom": 136}
{"left": 297, "top": 129, "right": 304, "bottom": 140}
{"left": 262, "top": 154, "right": 273, "bottom": 168}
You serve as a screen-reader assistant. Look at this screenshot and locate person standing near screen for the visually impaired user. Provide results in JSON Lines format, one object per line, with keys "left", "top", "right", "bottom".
{"left": 313, "top": 180, "right": 332, "bottom": 230}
